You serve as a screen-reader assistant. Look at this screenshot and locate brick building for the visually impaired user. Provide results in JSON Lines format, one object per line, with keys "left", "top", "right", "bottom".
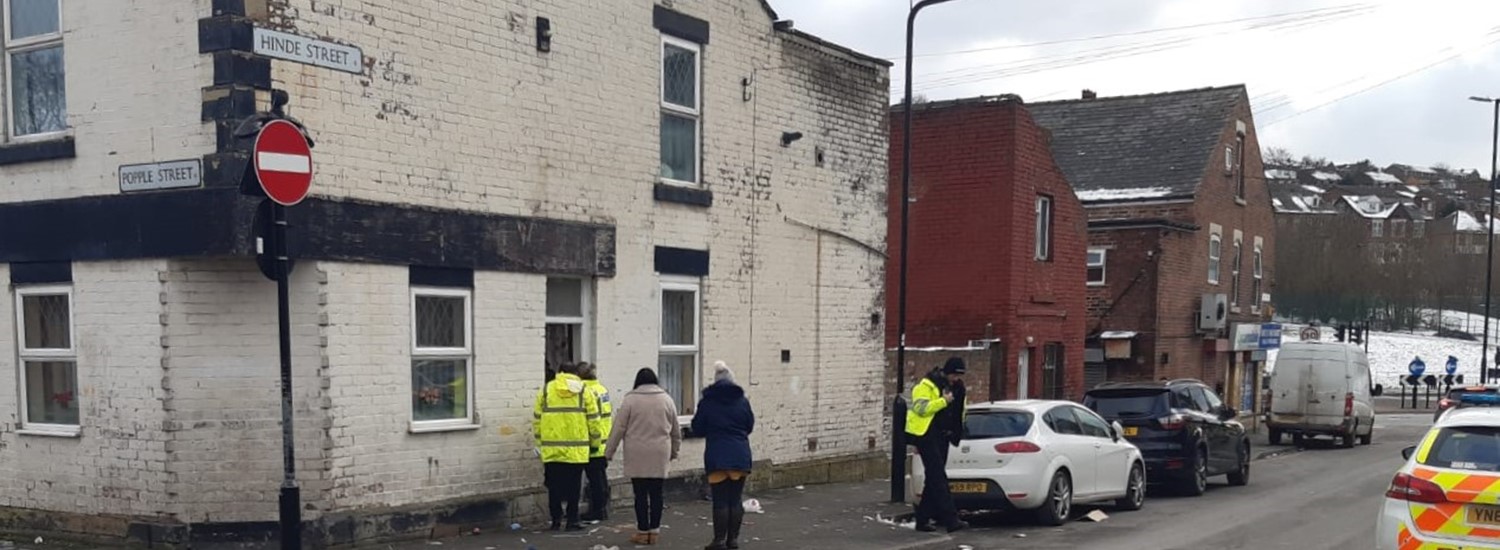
{"left": 1028, "top": 86, "right": 1278, "bottom": 415}
{"left": 885, "top": 95, "right": 1087, "bottom": 403}
{"left": 0, "top": 0, "right": 890, "bottom": 545}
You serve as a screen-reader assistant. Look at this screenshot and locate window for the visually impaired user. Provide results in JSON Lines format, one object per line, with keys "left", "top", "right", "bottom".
{"left": 15, "top": 285, "right": 78, "bottom": 433}
{"left": 1200, "top": 386, "right": 1225, "bottom": 412}
{"left": 1230, "top": 240, "right": 1242, "bottom": 306}
{"left": 4, "top": 0, "right": 66, "bottom": 138}
{"left": 410, "top": 288, "right": 474, "bottom": 429}
{"left": 1034, "top": 195, "right": 1053, "bottom": 261}
{"left": 1223, "top": 145, "right": 1234, "bottom": 174}
{"left": 1415, "top": 220, "right": 1426, "bottom": 238}
{"left": 1040, "top": 343, "right": 1064, "bottom": 400}
{"left": 1086, "top": 249, "right": 1106, "bottom": 286}
{"left": 1234, "top": 136, "right": 1246, "bottom": 199}
{"left": 659, "top": 35, "right": 700, "bottom": 185}
{"left": 1252, "top": 246, "right": 1264, "bottom": 308}
{"left": 1393, "top": 219, "right": 1407, "bottom": 238}
{"left": 1072, "top": 407, "right": 1113, "bottom": 439}
{"left": 1043, "top": 407, "right": 1082, "bottom": 435}
{"left": 1421, "top": 426, "right": 1500, "bottom": 472}
{"left": 962, "top": 410, "right": 1033, "bottom": 440}
{"left": 658, "top": 276, "right": 700, "bottom": 416}
{"left": 1372, "top": 220, "right": 1384, "bottom": 238}
{"left": 545, "top": 277, "right": 593, "bottom": 378}
{"left": 1208, "top": 233, "right": 1222, "bottom": 284}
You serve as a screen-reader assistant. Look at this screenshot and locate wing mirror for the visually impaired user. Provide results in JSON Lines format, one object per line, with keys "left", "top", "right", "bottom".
{"left": 1401, "top": 446, "right": 1416, "bottom": 460}
{"left": 1111, "top": 420, "right": 1125, "bottom": 442}
{"left": 1372, "top": 384, "right": 1384, "bottom": 397}
{"left": 1219, "top": 407, "right": 1238, "bottom": 420}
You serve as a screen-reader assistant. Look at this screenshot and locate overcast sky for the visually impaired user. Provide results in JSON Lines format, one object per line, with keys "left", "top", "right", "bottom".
{"left": 771, "top": 0, "right": 1500, "bottom": 173}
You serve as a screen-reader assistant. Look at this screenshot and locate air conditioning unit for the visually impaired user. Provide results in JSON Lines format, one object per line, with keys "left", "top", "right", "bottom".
{"left": 1199, "top": 293, "right": 1228, "bottom": 332}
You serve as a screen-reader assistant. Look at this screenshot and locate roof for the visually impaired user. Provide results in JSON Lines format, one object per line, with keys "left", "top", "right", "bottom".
{"left": 1265, "top": 168, "right": 1298, "bottom": 180}
{"left": 1435, "top": 407, "right": 1500, "bottom": 428}
{"left": 1451, "top": 211, "right": 1500, "bottom": 234}
{"left": 1100, "top": 331, "right": 1138, "bottom": 339}
{"left": 1028, "top": 86, "right": 1246, "bottom": 203}
{"left": 1312, "top": 171, "right": 1342, "bottom": 182}
{"left": 1339, "top": 195, "right": 1399, "bottom": 219}
{"left": 1271, "top": 188, "right": 1335, "bottom": 215}
{"left": 968, "top": 400, "right": 1066, "bottom": 412}
{"left": 1367, "top": 171, "right": 1403, "bottom": 185}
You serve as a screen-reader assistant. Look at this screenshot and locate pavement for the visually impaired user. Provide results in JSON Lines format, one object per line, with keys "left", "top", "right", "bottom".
{"left": 1, "top": 413, "right": 1433, "bottom": 550}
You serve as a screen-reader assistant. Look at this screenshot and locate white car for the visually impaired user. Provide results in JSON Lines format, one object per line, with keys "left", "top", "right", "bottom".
{"left": 908, "top": 400, "right": 1147, "bottom": 526}
{"left": 1377, "top": 399, "right": 1500, "bottom": 550}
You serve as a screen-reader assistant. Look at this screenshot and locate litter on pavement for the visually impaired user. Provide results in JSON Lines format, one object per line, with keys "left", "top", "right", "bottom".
{"left": 744, "top": 498, "right": 765, "bottom": 513}
{"left": 866, "top": 513, "right": 916, "bottom": 530}
{"left": 1084, "top": 509, "right": 1109, "bottom": 522}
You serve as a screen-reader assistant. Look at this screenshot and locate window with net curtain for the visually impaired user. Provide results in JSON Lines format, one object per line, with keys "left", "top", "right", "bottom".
{"left": 658, "top": 279, "right": 700, "bottom": 415}
{"left": 659, "top": 35, "right": 699, "bottom": 184}
{"left": 17, "top": 287, "right": 78, "bottom": 429}
{"left": 411, "top": 289, "right": 472, "bottom": 426}
{"left": 6, "top": 0, "right": 67, "bottom": 137}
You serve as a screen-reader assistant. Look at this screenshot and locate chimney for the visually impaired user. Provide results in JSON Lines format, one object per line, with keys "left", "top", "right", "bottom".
{"left": 1082, "top": 89, "right": 1097, "bottom": 100}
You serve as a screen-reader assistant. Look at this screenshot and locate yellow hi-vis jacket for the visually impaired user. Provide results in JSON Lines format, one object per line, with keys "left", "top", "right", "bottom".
{"left": 583, "top": 379, "right": 613, "bottom": 458}
{"left": 905, "top": 376, "right": 949, "bottom": 438}
{"left": 534, "top": 373, "right": 602, "bottom": 464}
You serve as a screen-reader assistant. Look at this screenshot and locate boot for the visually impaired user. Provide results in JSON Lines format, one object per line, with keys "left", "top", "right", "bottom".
{"left": 725, "top": 507, "right": 744, "bottom": 549}
{"left": 630, "top": 531, "right": 653, "bottom": 545}
{"left": 704, "top": 508, "right": 729, "bottom": 550}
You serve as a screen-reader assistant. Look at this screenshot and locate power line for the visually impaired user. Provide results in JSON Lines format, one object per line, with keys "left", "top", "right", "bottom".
{"left": 886, "top": 3, "right": 1372, "bottom": 61}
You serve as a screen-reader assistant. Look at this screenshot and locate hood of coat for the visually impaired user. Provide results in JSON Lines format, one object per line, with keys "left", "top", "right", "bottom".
{"left": 550, "top": 373, "right": 586, "bottom": 398}
{"left": 924, "top": 368, "right": 948, "bottom": 389}
{"left": 630, "top": 384, "right": 667, "bottom": 396}
{"left": 702, "top": 379, "right": 745, "bottom": 402}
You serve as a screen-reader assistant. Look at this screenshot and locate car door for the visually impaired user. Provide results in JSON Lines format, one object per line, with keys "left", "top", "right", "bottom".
{"left": 1194, "top": 386, "right": 1234, "bottom": 473}
{"left": 1043, "top": 406, "right": 1096, "bottom": 498}
{"left": 1071, "top": 406, "right": 1132, "bottom": 499}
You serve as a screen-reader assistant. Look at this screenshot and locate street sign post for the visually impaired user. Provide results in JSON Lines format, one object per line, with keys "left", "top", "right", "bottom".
{"left": 251, "top": 106, "right": 313, "bottom": 550}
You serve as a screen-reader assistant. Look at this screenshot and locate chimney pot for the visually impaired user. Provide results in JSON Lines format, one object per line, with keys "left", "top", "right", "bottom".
{"left": 1082, "top": 89, "right": 1097, "bottom": 99}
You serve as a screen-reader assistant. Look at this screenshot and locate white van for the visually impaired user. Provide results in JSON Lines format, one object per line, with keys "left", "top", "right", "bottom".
{"left": 1266, "top": 341, "right": 1381, "bottom": 448}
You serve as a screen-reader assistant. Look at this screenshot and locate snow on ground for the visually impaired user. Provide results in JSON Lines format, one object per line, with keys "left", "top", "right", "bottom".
{"left": 1076, "top": 187, "right": 1175, "bottom": 202}
{"left": 1273, "top": 324, "right": 1486, "bottom": 385}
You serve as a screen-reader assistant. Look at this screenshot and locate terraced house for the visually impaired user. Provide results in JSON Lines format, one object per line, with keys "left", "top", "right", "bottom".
{"left": 0, "top": 0, "right": 890, "bottom": 545}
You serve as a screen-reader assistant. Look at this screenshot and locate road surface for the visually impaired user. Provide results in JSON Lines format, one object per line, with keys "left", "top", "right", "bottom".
{"left": 920, "top": 413, "right": 1431, "bottom": 550}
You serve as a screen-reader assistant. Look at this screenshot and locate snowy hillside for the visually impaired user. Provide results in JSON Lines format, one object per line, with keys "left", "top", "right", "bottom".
{"left": 1272, "top": 324, "right": 1489, "bottom": 386}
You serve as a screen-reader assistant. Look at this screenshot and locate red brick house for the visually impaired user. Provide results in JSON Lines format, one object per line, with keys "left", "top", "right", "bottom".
{"left": 886, "top": 95, "right": 1088, "bottom": 402}
{"left": 1028, "top": 86, "right": 1277, "bottom": 415}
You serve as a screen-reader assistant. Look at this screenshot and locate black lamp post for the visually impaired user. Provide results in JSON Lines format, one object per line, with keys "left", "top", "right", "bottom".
{"left": 1470, "top": 96, "right": 1500, "bottom": 384}
{"left": 893, "top": 0, "right": 961, "bottom": 504}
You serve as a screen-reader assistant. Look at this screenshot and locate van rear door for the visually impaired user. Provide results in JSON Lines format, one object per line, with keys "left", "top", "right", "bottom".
{"left": 1271, "top": 349, "right": 1312, "bottom": 419}
{"left": 1304, "top": 346, "right": 1353, "bottom": 425}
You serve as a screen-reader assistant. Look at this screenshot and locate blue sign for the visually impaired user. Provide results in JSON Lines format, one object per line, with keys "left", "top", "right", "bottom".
{"left": 1409, "top": 357, "right": 1427, "bottom": 377}
{"left": 1259, "top": 323, "right": 1283, "bottom": 350}
{"left": 1447, "top": 356, "right": 1460, "bottom": 375}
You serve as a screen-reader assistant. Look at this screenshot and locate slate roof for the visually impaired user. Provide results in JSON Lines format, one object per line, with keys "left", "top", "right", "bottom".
{"left": 1029, "top": 86, "right": 1246, "bottom": 203}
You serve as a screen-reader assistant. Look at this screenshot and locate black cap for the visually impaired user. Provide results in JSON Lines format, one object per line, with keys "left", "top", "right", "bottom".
{"left": 942, "top": 357, "right": 967, "bottom": 375}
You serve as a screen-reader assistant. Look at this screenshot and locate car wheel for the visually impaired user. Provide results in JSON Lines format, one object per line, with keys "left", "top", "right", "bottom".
{"left": 1115, "top": 462, "right": 1145, "bottom": 511}
{"left": 1178, "top": 447, "right": 1208, "bottom": 497}
{"left": 1292, "top": 433, "right": 1305, "bottom": 447}
{"left": 1035, "top": 470, "right": 1073, "bottom": 526}
{"left": 1226, "top": 443, "right": 1250, "bottom": 487}
{"left": 1359, "top": 430, "right": 1373, "bottom": 446}
{"left": 1269, "top": 429, "right": 1282, "bottom": 446}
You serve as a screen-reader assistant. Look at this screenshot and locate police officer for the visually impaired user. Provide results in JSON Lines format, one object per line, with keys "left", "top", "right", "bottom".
{"left": 579, "top": 362, "right": 613, "bottom": 522}
{"left": 535, "top": 362, "right": 602, "bottom": 531}
{"left": 907, "top": 357, "right": 969, "bottom": 533}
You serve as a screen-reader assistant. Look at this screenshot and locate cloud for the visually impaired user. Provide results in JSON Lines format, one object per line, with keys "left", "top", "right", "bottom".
{"left": 770, "top": 0, "right": 1500, "bottom": 171}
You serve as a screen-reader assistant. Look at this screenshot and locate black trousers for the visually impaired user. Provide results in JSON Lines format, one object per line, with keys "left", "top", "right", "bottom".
{"left": 584, "top": 456, "right": 611, "bottom": 518}
{"left": 544, "top": 462, "right": 585, "bottom": 525}
{"left": 631, "top": 478, "right": 665, "bottom": 531}
{"left": 710, "top": 477, "right": 746, "bottom": 511}
{"left": 913, "top": 433, "right": 958, "bottom": 527}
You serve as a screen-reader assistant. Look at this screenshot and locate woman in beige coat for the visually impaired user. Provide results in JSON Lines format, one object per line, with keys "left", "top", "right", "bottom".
{"left": 605, "top": 368, "right": 682, "bottom": 545}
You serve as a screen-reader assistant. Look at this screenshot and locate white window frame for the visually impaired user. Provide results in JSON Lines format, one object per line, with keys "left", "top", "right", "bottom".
{"left": 1086, "top": 248, "right": 1106, "bottom": 286}
{"left": 1371, "top": 219, "right": 1384, "bottom": 237}
{"left": 1035, "top": 195, "right": 1053, "bottom": 261}
{"left": 1224, "top": 145, "right": 1234, "bottom": 174}
{"left": 1229, "top": 239, "right": 1242, "bottom": 307}
{"left": 1208, "top": 233, "right": 1222, "bottom": 285}
{"left": 659, "top": 34, "right": 702, "bottom": 186}
{"left": 3, "top": 0, "right": 67, "bottom": 141}
{"left": 409, "top": 286, "right": 477, "bottom": 432}
{"left": 1252, "top": 244, "right": 1264, "bottom": 309}
{"left": 658, "top": 275, "right": 701, "bottom": 421}
{"left": 14, "top": 284, "right": 79, "bottom": 436}
{"left": 545, "top": 277, "right": 594, "bottom": 367}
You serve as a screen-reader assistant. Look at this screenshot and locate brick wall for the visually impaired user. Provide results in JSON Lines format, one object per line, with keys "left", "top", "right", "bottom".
{"left": 0, "top": 1, "right": 213, "bottom": 204}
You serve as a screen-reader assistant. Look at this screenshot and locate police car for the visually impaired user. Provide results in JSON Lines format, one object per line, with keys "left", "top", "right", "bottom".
{"left": 1378, "top": 394, "right": 1500, "bottom": 549}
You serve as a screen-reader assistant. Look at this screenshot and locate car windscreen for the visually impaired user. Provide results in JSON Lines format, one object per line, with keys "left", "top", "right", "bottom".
{"left": 962, "top": 410, "right": 1033, "bottom": 440}
{"left": 1422, "top": 426, "right": 1500, "bottom": 472}
{"left": 1084, "top": 390, "right": 1171, "bottom": 419}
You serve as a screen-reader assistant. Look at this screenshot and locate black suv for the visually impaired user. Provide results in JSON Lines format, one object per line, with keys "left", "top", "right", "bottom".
{"left": 1083, "top": 379, "right": 1251, "bottom": 496}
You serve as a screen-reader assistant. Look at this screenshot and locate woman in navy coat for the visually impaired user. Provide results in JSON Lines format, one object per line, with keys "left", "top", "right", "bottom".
{"left": 691, "top": 361, "right": 755, "bottom": 550}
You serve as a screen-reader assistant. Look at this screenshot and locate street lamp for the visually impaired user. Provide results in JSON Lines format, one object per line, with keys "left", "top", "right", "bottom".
{"left": 893, "top": 0, "right": 962, "bottom": 504}
{"left": 1470, "top": 95, "right": 1499, "bottom": 384}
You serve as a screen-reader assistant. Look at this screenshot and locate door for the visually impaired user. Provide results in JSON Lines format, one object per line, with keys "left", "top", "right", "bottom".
{"left": 1017, "top": 349, "right": 1031, "bottom": 399}
{"left": 1043, "top": 406, "right": 1096, "bottom": 498}
{"left": 1193, "top": 386, "right": 1235, "bottom": 473}
{"left": 1306, "top": 348, "right": 1351, "bottom": 425}
{"left": 1072, "top": 406, "right": 1132, "bottom": 499}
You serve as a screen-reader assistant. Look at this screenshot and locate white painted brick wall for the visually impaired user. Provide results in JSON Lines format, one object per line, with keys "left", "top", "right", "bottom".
{"left": 0, "top": 0, "right": 214, "bottom": 203}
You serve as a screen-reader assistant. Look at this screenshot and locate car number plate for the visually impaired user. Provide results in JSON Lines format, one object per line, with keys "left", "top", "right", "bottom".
{"left": 950, "top": 481, "right": 987, "bottom": 494}
{"left": 1123, "top": 427, "right": 1139, "bottom": 437}
{"left": 1468, "top": 504, "right": 1500, "bottom": 526}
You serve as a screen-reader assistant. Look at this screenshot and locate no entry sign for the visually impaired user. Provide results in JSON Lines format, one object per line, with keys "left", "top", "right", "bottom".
{"left": 253, "top": 119, "right": 313, "bottom": 206}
